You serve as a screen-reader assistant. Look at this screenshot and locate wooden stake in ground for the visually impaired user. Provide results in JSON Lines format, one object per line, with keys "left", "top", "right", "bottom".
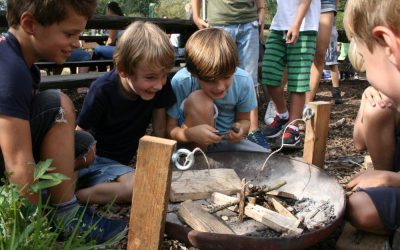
{"left": 128, "top": 136, "right": 176, "bottom": 250}
{"left": 303, "top": 101, "right": 331, "bottom": 168}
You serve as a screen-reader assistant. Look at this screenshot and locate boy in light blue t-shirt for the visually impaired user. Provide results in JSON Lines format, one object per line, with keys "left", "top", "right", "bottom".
{"left": 167, "top": 28, "right": 270, "bottom": 153}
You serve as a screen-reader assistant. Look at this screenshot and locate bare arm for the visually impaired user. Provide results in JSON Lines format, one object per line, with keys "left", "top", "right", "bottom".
{"left": 166, "top": 115, "right": 221, "bottom": 146}
{"left": 286, "top": 0, "right": 312, "bottom": 44}
{"left": 191, "top": 0, "right": 209, "bottom": 29}
{"left": 106, "top": 29, "right": 117, "bottom": 45}
{"left": 226, "top": 111, "right": 250, "bottom": 143}
{"left": 0, "top": 115, "right": 38, "bottom": 203}
{"left": 256, "top": 0, "right": 266, "bottom": 35}
{"left": 152, "top": 108, "right": 167, "bottom": 138}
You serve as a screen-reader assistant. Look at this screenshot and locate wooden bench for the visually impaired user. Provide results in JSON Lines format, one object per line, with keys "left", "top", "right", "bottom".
{"left": 40, "top": 66, "right": 182, "bottom": 90}
{"left": 36, "top": 59, "right": 114, "bottom": 72}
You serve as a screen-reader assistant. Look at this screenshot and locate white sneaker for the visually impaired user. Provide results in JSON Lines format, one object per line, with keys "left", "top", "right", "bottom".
{"left": 264, "top": 100, "right": 276, "bottom": 125}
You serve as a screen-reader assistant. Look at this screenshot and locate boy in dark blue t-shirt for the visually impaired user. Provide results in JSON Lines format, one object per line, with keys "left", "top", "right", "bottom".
{"left": 0, "top": 0, "right": 126, "bottom": 243}
{"left": 76, "top": 21, "right": 176, "bottom": 205}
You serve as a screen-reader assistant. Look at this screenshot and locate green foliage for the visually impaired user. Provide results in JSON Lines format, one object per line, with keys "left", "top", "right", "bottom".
{"left": 157, "top": 0, "right": 187, "bottom": 19}
{"left": 0, "top": 160, "right": 113, "bottom": 249}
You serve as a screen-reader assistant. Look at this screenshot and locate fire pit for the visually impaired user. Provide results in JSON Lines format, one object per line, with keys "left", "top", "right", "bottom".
{"left": 165, "top": 151, "right": 346, "bottom": 250}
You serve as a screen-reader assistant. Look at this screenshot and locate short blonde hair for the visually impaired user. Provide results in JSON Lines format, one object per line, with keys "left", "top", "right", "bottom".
{"left": 344, "top": 0, "right": 400, "bottom": 52}
{"left": 348, "top": 40, "right": 365, "bottom": 73}
{"left": 113, "top": 21, "right": 175, "bottom": 76}
{"left": 185, "top": 28, "right": 238, "bottom": 81}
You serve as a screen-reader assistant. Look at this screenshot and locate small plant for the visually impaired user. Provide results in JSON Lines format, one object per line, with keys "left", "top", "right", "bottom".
{"left": 0, "top": 160, "right": 123, "bottom": 249}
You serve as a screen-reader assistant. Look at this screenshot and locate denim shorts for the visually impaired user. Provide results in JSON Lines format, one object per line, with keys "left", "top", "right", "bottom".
{"left": 213, "top": 20, "right": 260, "bottom": 86}
{"left": 325, "top": 27, "right": 339, "bottom": 65}
{"left": 321, "top": 0, "right": 337, "bottom": 13}
{"left": 76, "top": 155, "right": 134, "bottom": 190}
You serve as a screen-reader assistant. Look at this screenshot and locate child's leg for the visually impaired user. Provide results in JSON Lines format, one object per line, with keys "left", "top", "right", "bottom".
{"left": 306, "top": 11, "right": 335, "bottom": 103}
{"left": 261, "top": 31, "right": 288, "bottom": 114}
{"left": 330, "top": 64, "right": 340, "bottom": 88}
{"left": 182, "top": 90, "right": 215, "bottom": 128}
{"left": 347, "top": 191, "right": 388, "bottom": 234}
{"left": 287, "top": 31, "right": 318, "bottom": 122}
{"left": 76, "top": 156, "right": 134, "bottom": 204}
{"left": 76, "top": 172, "right": 133, "bottom": 204}
{"left": 267, "top": 85, "right": 287, "bottom": 113}
{"left": 288, "top": 92, "right": 306, "bottom": 122}
{"left": 353, "top": 89, "right": 398, "bottom": 170}
{"left": 37, "top": 91, "right": 77, "bottom": 204}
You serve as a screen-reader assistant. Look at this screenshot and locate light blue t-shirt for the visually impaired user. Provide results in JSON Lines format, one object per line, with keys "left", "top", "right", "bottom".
{"left": 167, "top": 67, "right": 257, "bottom": 131}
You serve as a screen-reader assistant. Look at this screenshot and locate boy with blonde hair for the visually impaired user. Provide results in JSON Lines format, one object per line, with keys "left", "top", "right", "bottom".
{"left": 76, "top": 21, "right": 176, "bottom": 204}
{"left": 0, "top": 0, "right": 126, "bottom": 243}
{"left": 344, "top": 0, "right": 400, "bottom": 237}
{"left": 167, "top": 28, "right": 268, "bottom": 153}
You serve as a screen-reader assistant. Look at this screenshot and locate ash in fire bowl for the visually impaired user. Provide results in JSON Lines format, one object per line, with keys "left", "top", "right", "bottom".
{"left": 167, "top": 184, "right": 337, "bottom": 238}
{"left": 166, "top": 152, "right": 345, "bottom": 249}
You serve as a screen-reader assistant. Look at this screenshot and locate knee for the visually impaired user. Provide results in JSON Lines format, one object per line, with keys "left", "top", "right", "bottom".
{"left": 184, "top": 90, "right": 214, "bottom": 118}
{"left": 119, "top": 174, "right": 134, "bottom": 203}
{"left": 313, "top": 49, "right": 326, "bottom": 66}
{"left": 59, "top": 92, "right": 75, "bottom": 118}
{"left": 362, "top": 102, "right": 393, "bottom": 125}
{"left": 347, "top": 193, "right": 379, "bottom": 230}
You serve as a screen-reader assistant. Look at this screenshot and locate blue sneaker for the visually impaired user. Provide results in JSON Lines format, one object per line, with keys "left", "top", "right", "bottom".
{"left": 56, "top": 205, "right": 127, "bottom": 244}
{"left": 262, "top": 115, "right": 289, "bottom": 138}
{"left": 247, "top": 129, "right": 271, "bottom": 151}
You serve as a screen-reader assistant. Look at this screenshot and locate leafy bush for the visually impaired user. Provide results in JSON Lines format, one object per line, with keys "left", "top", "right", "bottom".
{"left": 0, "top": 160, "right": 121, "bottom": 249}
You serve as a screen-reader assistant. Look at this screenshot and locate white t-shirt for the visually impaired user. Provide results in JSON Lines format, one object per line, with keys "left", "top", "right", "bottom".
{"left": 270, "top": 0, "right": 321, "bottom": 32}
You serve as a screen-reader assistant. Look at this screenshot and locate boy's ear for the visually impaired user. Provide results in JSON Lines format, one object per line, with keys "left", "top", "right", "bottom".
{"left": 372, "top": 26, "right": 400, "bottom": 69}
{"left": 19, "top": 12, "right": 36, "bottom": 35}
{"left": 116, "top": 65, "right": 127, "bottom": 78}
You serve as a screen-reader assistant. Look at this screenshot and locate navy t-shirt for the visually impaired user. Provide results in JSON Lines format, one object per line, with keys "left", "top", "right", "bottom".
{"left": 0, "top": 32, "right": 40, "bottom": 120}
{"left": 0, "top": 32, "right": 40, "bottom": 173}
{"left": 77, "top": 69, "right": 176, "bottom": 165}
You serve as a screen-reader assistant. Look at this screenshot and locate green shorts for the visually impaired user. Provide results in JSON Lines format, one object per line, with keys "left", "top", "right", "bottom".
{"left": 261, "top": 30, "right": 317, "bottom": 92}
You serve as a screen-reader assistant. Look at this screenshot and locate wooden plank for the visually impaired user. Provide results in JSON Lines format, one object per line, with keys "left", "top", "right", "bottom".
{"left": 210, "top": 192, "right": 240, "bottom": 212}
{"left": 303, "top": 101, "right": 331, "bottom": 168}
{"left": 266, "top": 190, "right": 297, "bottom": 200}
{"left": 178, "top": 200, "right": 235, "bottom": 234}
{"left": 170, "top": 169, "right": 242, "bottom": 202}
{"left": 128, "top": 136, "right": 177, "bottom": 250}
{"left": 39, "top": 67, "right": 181, "bottom": 90}
{"left": 244, "top": 204, "right": 303, "bottom": 235}
{"left": 336, "top": 222, "right": 389, "bottom": 250}
{"left": 270, "top": 197, "right": 298, "bottom": 221}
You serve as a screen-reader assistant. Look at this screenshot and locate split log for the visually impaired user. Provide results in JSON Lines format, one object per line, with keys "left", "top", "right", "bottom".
{"left": 210, "top": 192, "right": 239, "bottom": 213}
{"left": 211, "top": 192, "right": 303, "bottom": 235}
{"left": 245, "top": 204, "right": 303, "bottom": 235}
{"left": 170, "top": 169, "right": 241, "bottom": 202}
{"left": 266, "top": 190, "right": 297, "bottom": 200}
{"left": 178, "top": 200, "right": 235, "bottom": 234}
{"left": 270, "top": 197, "right": 298, "bottom": 221}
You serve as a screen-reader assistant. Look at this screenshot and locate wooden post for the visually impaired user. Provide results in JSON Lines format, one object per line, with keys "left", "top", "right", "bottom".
{"left": 303, "top": 101, "right": 331, "bottom": 168}
{"left": 127, "top": 136, "right": 176, "bottom": 250}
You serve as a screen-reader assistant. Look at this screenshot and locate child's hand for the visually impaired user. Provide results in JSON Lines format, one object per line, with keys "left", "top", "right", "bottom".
{"left": 286, "top": 25, "right": 300, "bottom": 44}
{"left": 185, "top": 125, "right": 222, "bottom": 146}
{"left": 363, "top": 86, "right": 394, "bottom": 109}
{"left": 346, "top": 169, "right": 395, "bottom": 191}
{"left": 226, "top": 123, "right": 243, "bottom": 143}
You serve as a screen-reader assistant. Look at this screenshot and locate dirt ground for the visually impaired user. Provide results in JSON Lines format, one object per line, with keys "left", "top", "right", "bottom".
{"left": 67, "top": 77, "right": 370, "bottom": 249}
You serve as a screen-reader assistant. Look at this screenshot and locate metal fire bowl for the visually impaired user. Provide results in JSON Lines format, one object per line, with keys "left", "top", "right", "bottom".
{"left": 165, "top": 151, "right": 346, "bottom": 250}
